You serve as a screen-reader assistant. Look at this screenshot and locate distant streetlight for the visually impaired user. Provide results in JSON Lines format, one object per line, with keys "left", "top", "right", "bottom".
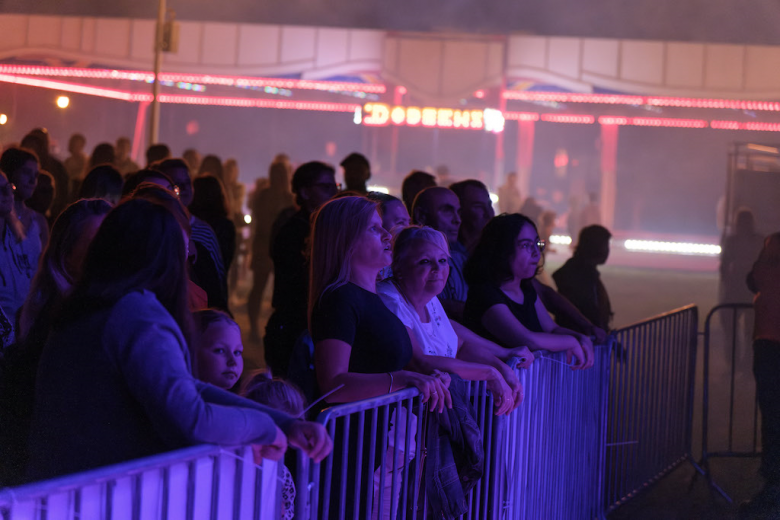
{"left": 56, "top": 96, "right": 70, "bottom": 109}
{"left": 0, "top": 114, "right": 7, "bottom": 125}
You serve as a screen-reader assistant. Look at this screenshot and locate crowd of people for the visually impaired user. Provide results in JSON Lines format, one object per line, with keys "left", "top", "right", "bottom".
{"left": 0, "top": 128, "right": 620, "bottom": 518}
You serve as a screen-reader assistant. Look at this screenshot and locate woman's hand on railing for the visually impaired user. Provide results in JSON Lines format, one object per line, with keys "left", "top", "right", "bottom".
{"left": 486, "top": 371, "right": 515, "bottom": 415}
{"left": 398, "top": 371, "right": 452, "bottom": 413}
{"left": 498, "top": 366, "right": 524, "bottom": 410}
{"left": 576, "top": 334, "right": 595, "bottom": 369}
{"left": 252, "top": 425, "right": 288, "bottom": 463}
{"left": 287, "top": 421, "right": 333, "bottom": 463}
{"left": 566, "top": 343, "right": 586, "bottom": 370}
{"left": 506, "top": 346, "right": 535, "bottom": 369}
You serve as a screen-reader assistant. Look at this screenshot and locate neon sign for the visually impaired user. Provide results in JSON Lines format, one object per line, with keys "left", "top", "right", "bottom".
{"left": 359, "top": 103, "right": 504, "bottom": 132}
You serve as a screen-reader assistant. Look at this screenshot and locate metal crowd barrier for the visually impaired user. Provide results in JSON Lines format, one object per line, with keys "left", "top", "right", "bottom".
{"left": 296, "top": 344, "right": 613, "bottom": 520}
{"left": 700, "top": 303, "right": 759, "bottom": 502}
{"left": 0, "top": 445, "right": 282, "bottom": 520}
{"left": 604, "top": 305, "right": 704, "bottom": 514}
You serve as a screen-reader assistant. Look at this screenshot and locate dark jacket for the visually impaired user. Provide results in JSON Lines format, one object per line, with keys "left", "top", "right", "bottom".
{"left": 424, "top": 375, "right": 484, "bottom": 519}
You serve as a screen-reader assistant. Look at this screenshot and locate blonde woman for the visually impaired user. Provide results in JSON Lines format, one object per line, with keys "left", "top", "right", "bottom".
{"left": 309, "top": 196, "right": 451, "bottom": 519}
{"left": 309, "top": 196, "right": 450, "bottom": 409}
{"left": 377, "top": 226, "right": 533, "bottom": 415}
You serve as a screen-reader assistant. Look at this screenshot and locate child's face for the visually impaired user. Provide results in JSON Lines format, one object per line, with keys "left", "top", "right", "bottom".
{"left": 197, "top": 322, "right": 244, "bottom": 389}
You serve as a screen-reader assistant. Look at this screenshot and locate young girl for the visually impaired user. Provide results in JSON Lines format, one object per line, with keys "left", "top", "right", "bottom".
{"left": 194, "top": 309, "right": 244, "bottom": 391}
{"left": 243, "top": 372, "right": 306, "bottom": 520}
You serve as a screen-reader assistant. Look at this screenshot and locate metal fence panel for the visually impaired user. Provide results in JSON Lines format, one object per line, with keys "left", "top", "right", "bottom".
{"left": 0, "top": 445, "right": 281, "bottom": 520}
{"left": 605, "top": 305, "right": 700, "bottom": 514}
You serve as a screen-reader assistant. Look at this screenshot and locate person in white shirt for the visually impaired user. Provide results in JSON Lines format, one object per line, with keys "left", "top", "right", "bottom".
{"left": 377, "top": 226, "right": 534, "bottom": 415}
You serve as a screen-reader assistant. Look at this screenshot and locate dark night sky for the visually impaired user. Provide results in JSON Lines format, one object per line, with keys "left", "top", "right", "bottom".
{"left": 3, "top": 0, "right": 780, "bottom": 46}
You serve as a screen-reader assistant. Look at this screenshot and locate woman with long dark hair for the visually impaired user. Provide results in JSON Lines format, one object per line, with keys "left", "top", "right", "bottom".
{"left": 27, "top": 198, "right": 330, "bottom": 481}
{"left": 190, "top": 174, "right": 236, "bottom": 271}
{"left": 463, "top": 213, "right": 594, "bottom": 369}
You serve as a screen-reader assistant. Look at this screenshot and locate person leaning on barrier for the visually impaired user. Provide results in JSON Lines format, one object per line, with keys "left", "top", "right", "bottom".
{"left": 377, "top": 225, "right": 533, "bottom": 415}
{"left": 25, "top": 198, "right": 331, "bottom": 482}
{"left": 463, "top": 213, "right": 595, "bottom": 369}
{"left": 309, "top": 196, "right": 451, "bottom": 409}
{"left": 740, "top": 232, "right": 780, "bottom": 518}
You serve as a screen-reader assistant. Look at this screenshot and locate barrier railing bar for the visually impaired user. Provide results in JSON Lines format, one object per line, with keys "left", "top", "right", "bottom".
{"left": 353, "top": 411, "right": 365, "bottom": 520}
{"left": 400, "top": 399, "right": 412, "bottom": 520}
{"left": 338, "top": 415, "right": 349, "bottom": 520}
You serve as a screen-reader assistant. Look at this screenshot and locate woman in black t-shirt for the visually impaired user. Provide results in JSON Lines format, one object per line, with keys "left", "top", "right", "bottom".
{"left": 309, "top": 196, "right": 451, "bottom": 409}
{"left": 463, "top": 213, "right": 595, "bottom": 369}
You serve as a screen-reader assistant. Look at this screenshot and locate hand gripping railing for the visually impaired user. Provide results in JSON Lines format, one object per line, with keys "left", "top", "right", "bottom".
{"left": 0, "top": 444, "right": 281, "bottom": 520}
{"left": 295, "top": 343, "right": 613, "bottom": 520}
{"left": 604, "top": 304, "right": 704, "bottom": 514}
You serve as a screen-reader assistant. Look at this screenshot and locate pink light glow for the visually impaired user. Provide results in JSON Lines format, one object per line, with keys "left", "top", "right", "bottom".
{"left": 711, "top": 120, "right": 780, "bottom": 132}
{"left": 540, "top": 114, "right": 595, "bottom": 124}
{"left": 630, "top": 117, "right": 708, "bottom": 128}
{"left": 597, "top": 116, "right": 628, "bottom": 125}
{"left": 0, "top": 74, "right": 150, "bottom": 101}
{"left": 503, "top": 90, "right": 780, "bottom": 112}
{"left": 504, "top": 112, "right": 540, "bottom": 121}
{"left": 0, "top": 65, "right": 386, "bottom": 93}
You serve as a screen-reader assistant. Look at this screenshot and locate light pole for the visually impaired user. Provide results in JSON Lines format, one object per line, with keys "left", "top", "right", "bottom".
{"left": 149, "top": 0, "right": 167, "bottom": 147}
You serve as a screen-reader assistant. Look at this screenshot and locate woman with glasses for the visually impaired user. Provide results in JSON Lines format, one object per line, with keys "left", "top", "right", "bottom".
{"left": 463, "top": 213, "right": 594, "bottom": 369}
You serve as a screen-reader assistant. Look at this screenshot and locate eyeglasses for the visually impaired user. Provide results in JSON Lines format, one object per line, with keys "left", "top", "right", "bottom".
{"left": 0, "top": 183, "right": 15, "bottom": 195}
{"left": 517, "top": 239, "right": 546, "bottom": 254}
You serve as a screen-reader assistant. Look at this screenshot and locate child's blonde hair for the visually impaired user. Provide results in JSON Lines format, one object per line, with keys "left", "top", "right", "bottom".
{"left": 242, "top": 371, "right": 306, "bottom": 417}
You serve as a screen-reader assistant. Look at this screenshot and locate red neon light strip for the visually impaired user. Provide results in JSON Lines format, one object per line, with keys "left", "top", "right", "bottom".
{"left": 0, "top": 65, "right": 386, "bottom": 93}
{"left": 503, "top": 112, "right": 540, "bottom": 121}
{"left": 158, "top": 95, "right": 359, "bottom": 112}
{"left": 540, "top": 113, "right": 595, "bottom": 124}
{"left": 598, "top": 116, "right": 708, "bottom": 128}
{"left": 504, "top": 90, "right": 780, "bottom": 112}
{"left": 711, "top": 120, "right": 780, "bottom": 132}
{"left": 0, "top": 74, "right": 150, "bottom": 101}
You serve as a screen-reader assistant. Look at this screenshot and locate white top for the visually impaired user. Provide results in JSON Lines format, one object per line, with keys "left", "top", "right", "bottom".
{"left": 377, "top": 279, "right": 459, "bottom": 358}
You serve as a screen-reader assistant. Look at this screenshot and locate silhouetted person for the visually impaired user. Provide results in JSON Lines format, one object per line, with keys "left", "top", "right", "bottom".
{"left": 223, "top": 158, "right": 245, "bottom": 220}
{"left": 190, "top": 175, "right": 236, "bottom": 272}
{"left": 552, "top": 225, "right": 613, "bottom": 333}
{"left": 145, "top": 143, "right": 171, "bottom": 167}
{"left": 401, "top": 170, "right": 436, "bottom": 213}
{"left": 265, "top": 161, "right": 338, "bottom": 376}
{"left": 721, "top": 209, "right": 764, "bottom": 305}
{"left": 63, "top": 133, "right": 87, "bottom": 197}
{"left": 182, "top": 148, "right": 201, "bottom": 174}
{"left": 740, "top": 233, "right": 780, "bottom": 518}
{"left": 79, "top": 165, "right": 124, "bottom": 206}
{"left": 498, "top": 172, "right": 522, "bottom": 215}
{"left": 247, "top": 159, "right": 294, "bottom": 341}
{"left": 88, "top": 142, "right": 115, "bottom": 170}
{"left": 26, "top": 170, "right": 54, "bottom": 224}
{"left": 114, "top": 137, "right": 139, "bottom": 176}
{"left": 155, "top": 159, "right": 228, "bottom": 312}
{"left": 20, "top": 130, "right": 68, "bottom": 219}
{"left": 198, "top": 154, "right": 223, "bottom": 179}
{"left": 340, "top": 152, "right": 371, "bottom": 194}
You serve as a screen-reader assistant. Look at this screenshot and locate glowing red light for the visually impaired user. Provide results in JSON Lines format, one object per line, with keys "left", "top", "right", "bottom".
{"left": 474, "top": 90, "right": 486, "bottom": 99}
{"left": 630, "top": 117, "right": 708, "bottom": 128}
{"left": 540, "top": 114, "right": 595, "bottom": 124}
{"left": 598, "top": 116, "right": 628, "bottom": 125}
{"left": 503, "top": 90, "right": 780, "bottom": 112}
{"left": 504, "top": 112, "right": 540, "bottom": 121}
{"left": 396, "top": 86, "right": 407, "bottom": 95}
{"left": 0, "top": 65, "right": 386, "bottom": 93}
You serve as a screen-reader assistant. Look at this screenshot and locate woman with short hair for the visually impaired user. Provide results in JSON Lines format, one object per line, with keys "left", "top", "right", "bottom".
{"left": 377, "top": 225, "right": 532, "bottom": 415}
